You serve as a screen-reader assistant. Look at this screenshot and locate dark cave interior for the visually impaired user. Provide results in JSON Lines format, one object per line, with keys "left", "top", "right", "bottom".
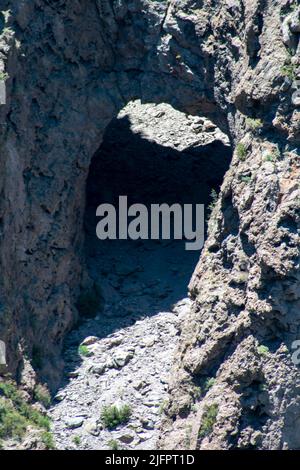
{"left": 82, "top": 110, "right": 232, "bottom": 327}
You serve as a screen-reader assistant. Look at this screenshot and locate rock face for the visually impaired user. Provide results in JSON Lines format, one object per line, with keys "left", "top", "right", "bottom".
{"left": 0, "top": 0, "right": 299, "bottom": 450}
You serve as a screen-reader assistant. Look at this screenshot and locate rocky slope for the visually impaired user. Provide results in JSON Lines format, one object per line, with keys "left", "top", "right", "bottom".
{"left": 0, "top": 0, "right": 299, "bottom": 450}
{"left": 49, "top": 298, "right": 187, "bottom": 450}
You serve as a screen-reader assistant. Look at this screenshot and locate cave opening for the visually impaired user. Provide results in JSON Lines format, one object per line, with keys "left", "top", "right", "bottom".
{"left": 82, "top": 101, "right": 232, "bottom": 333}
{"left": 51, "top": 101, "right": 233, "bottom": 449}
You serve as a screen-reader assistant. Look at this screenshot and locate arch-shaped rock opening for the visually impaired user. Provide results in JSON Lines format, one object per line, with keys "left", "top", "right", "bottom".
{"left": 83, "top": 101, "right": 232, "bottom": 325}
{"left": 49, "top": 101, "right": 232, "bottom": 449}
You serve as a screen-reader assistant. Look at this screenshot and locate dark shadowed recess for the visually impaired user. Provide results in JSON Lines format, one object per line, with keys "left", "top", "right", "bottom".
{"left": 84, "top": 115, "right": 231, "bottom": 320}
{"left": 58, "top": 112, "right": 232, "bottom": 385}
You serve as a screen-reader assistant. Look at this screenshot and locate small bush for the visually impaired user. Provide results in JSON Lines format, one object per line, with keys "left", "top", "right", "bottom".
{"left": 281, "top": 63, "right": 296, "bottom": 80}
{"left": 264, "top": 153, "right": 277, "bottom": 162}
{"left": 0, "top": 400, "right": 28, "bottom": 440}
{"left": 0, "top": 381, "right": 51, "bottom": 446}
{"left": 108, "top": 439, "right": 120, "bottom": 450}
{"left": 246, "top": 118, "right": 263, "bottom": 132}
{"left": 198, "top": 404, "right": 218, "bottom": 438}
{"left": 184, "top": 425, "right": 193, "bottom": 448}
{"left": 73, "top": 435, "right": 81, "bottom": 446}
{"left": 236, "top": 143, "right": 247, "bottom": 161}
{"left": 193, "top": 386, "right": 202, "bottom": 399}
{"left": 240, "top": 175, "right": 252, "bottom": 184}
{"left": 204, "top": 377, "right": 216, "bottom": 392}
{"left": 34, "top": 385, "right": 51, "bottom": 408}
{"left": 257, "top": 345, "right": 269, "bottom": 356}
{"left": 281, "top": 3, "right": 298, "bottom": 16}
{"left": 158, "top": 400, "right": 168, "bottom": 415}
{"left": 0, "top": 72, "right": 8, "bottom": 81}
{"left": 41, "top": 431, "right": 55, "bottom": 449}
{"left": 0, "top": 382, "right": 19, "bottom": 401}
{"left": 101, "top": 404, "right": 131, "bottom": 430}
{"left": 0, "top": 381, "right": 50, "bottom": 431}
{"left": 78, "top": 345, "right": 93, "bottom": 357}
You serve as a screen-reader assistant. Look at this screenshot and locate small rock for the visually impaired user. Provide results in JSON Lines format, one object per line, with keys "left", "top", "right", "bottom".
{"left": 133, "top": 380, "right": 146, "bottom": 390}
{"left": 139, "top": 432, "right": 153, "bottom": 442}
{"left": 292, "top": 90, "right": 300, "bottom": 107}
{"left": 103, "top": 357, "right": 115, "bottom": 369}
{"left": 108, "top": 336, "right": 124, "bottom": 348}
{"left": 81, "top": 336, "right": 99, "bottom": 346}
{"left": 153, "top": 110, "right": 165, "bottom": 118}
{"left": 68, "top": 370, "right": 80, "bottom": 378}
{"left": 83, "top": 419, "right": 99, "bottom": 436}
{"left": 91, "top": 363, "right": 106, "bottom": 375}
{"left": 118, "top": 433, "right": 135, "bottom": 444}
{"left": 140, "top": 336, "right": 156, "bottom": 348}
{"left": 290, "top": 10, "right": 300, "bottom": 33}
{"left": 141, "top": 418, "right": 155, "bottom": 430}
{"left": 113, "top": 349, "right": 135, "bottom": 368}
{"left": 65, "top": 416, "right": 84, "bottom": 429}
{"left": 54, "top": 391, "right": 66, "bottom": 402}
{"left": 203, "top": 121, "right": 216, "bottom": 132}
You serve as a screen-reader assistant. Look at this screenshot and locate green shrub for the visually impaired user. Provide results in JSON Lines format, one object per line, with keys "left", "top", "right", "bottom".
{"left": 281, "top": 3, "right": 298, "bottom": 16}
{"left": 158, "top": 400, "right": 168, "bottom": 415}
{"left": 257, "top": 345, "right": 269, "bottom": 356}
{"left": 204, "top": 377, "right": 216, "bottom": 392}
{"left": 193, "top": 386, "right": 202, "bottom": 399}
{"left": 0, "top": 381, "right": 51, "bottom": 445}
{"left": 101, "top": 404, "right": 132, "bottom": 430}
{"left": 0, "top": 72, "right": 8, "bottom": 81}
{"left": 264, "top": 153, "right": 276, "bottom": 162}
{"left": 236, "top": 143, "right": 247, "bottom": 161}
{"left": 108, "top": 439, "right": 120, "bottom": 450}
{"left": 78, "top": 345, "right": 93, "bottom": 357}
{"left": 41, "top": 431, "right": 55, "bottom": 449}
{"left": 246, "top": 118, "right": 263, "bottom": 131}
{"left": 280, "top": 64, "right": 296, "bottom": 81}
{"left": 34, "top": 385, "right": 51, "bottom": 408}
{"left": 198, "top": 404, "right": 218, "bottom": 438}
{"left": 0, "top": 381, "right": 19, "bottom": 401}
{"left": 73, "top": 435, "right": 81, "bottom": 446}
{"left": 0, "top": 399, "right": 28, "bottom": 440}
{"left": 184, "top": 425, "right": 193, "bottom": 448}
{"left": 0, "top": 381, "right": 50, "bottom": 431}
{"left": 240, "top": 175, "right": 252, "bottom": 184}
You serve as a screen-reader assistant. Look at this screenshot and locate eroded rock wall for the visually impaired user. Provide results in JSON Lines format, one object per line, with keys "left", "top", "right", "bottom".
{"left": 158, "top": 0, "right": 300, "bottom": 450}
{"left": 0, "top": 0, "right": 299, "bottom": 448}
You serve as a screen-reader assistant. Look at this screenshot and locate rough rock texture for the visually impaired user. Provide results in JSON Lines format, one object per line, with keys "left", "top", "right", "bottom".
{"left": 49, "top": 304, "right": 186, "bottom": 450}
{"left": 0, "top": 0, "right": 299, "bottom": 450}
